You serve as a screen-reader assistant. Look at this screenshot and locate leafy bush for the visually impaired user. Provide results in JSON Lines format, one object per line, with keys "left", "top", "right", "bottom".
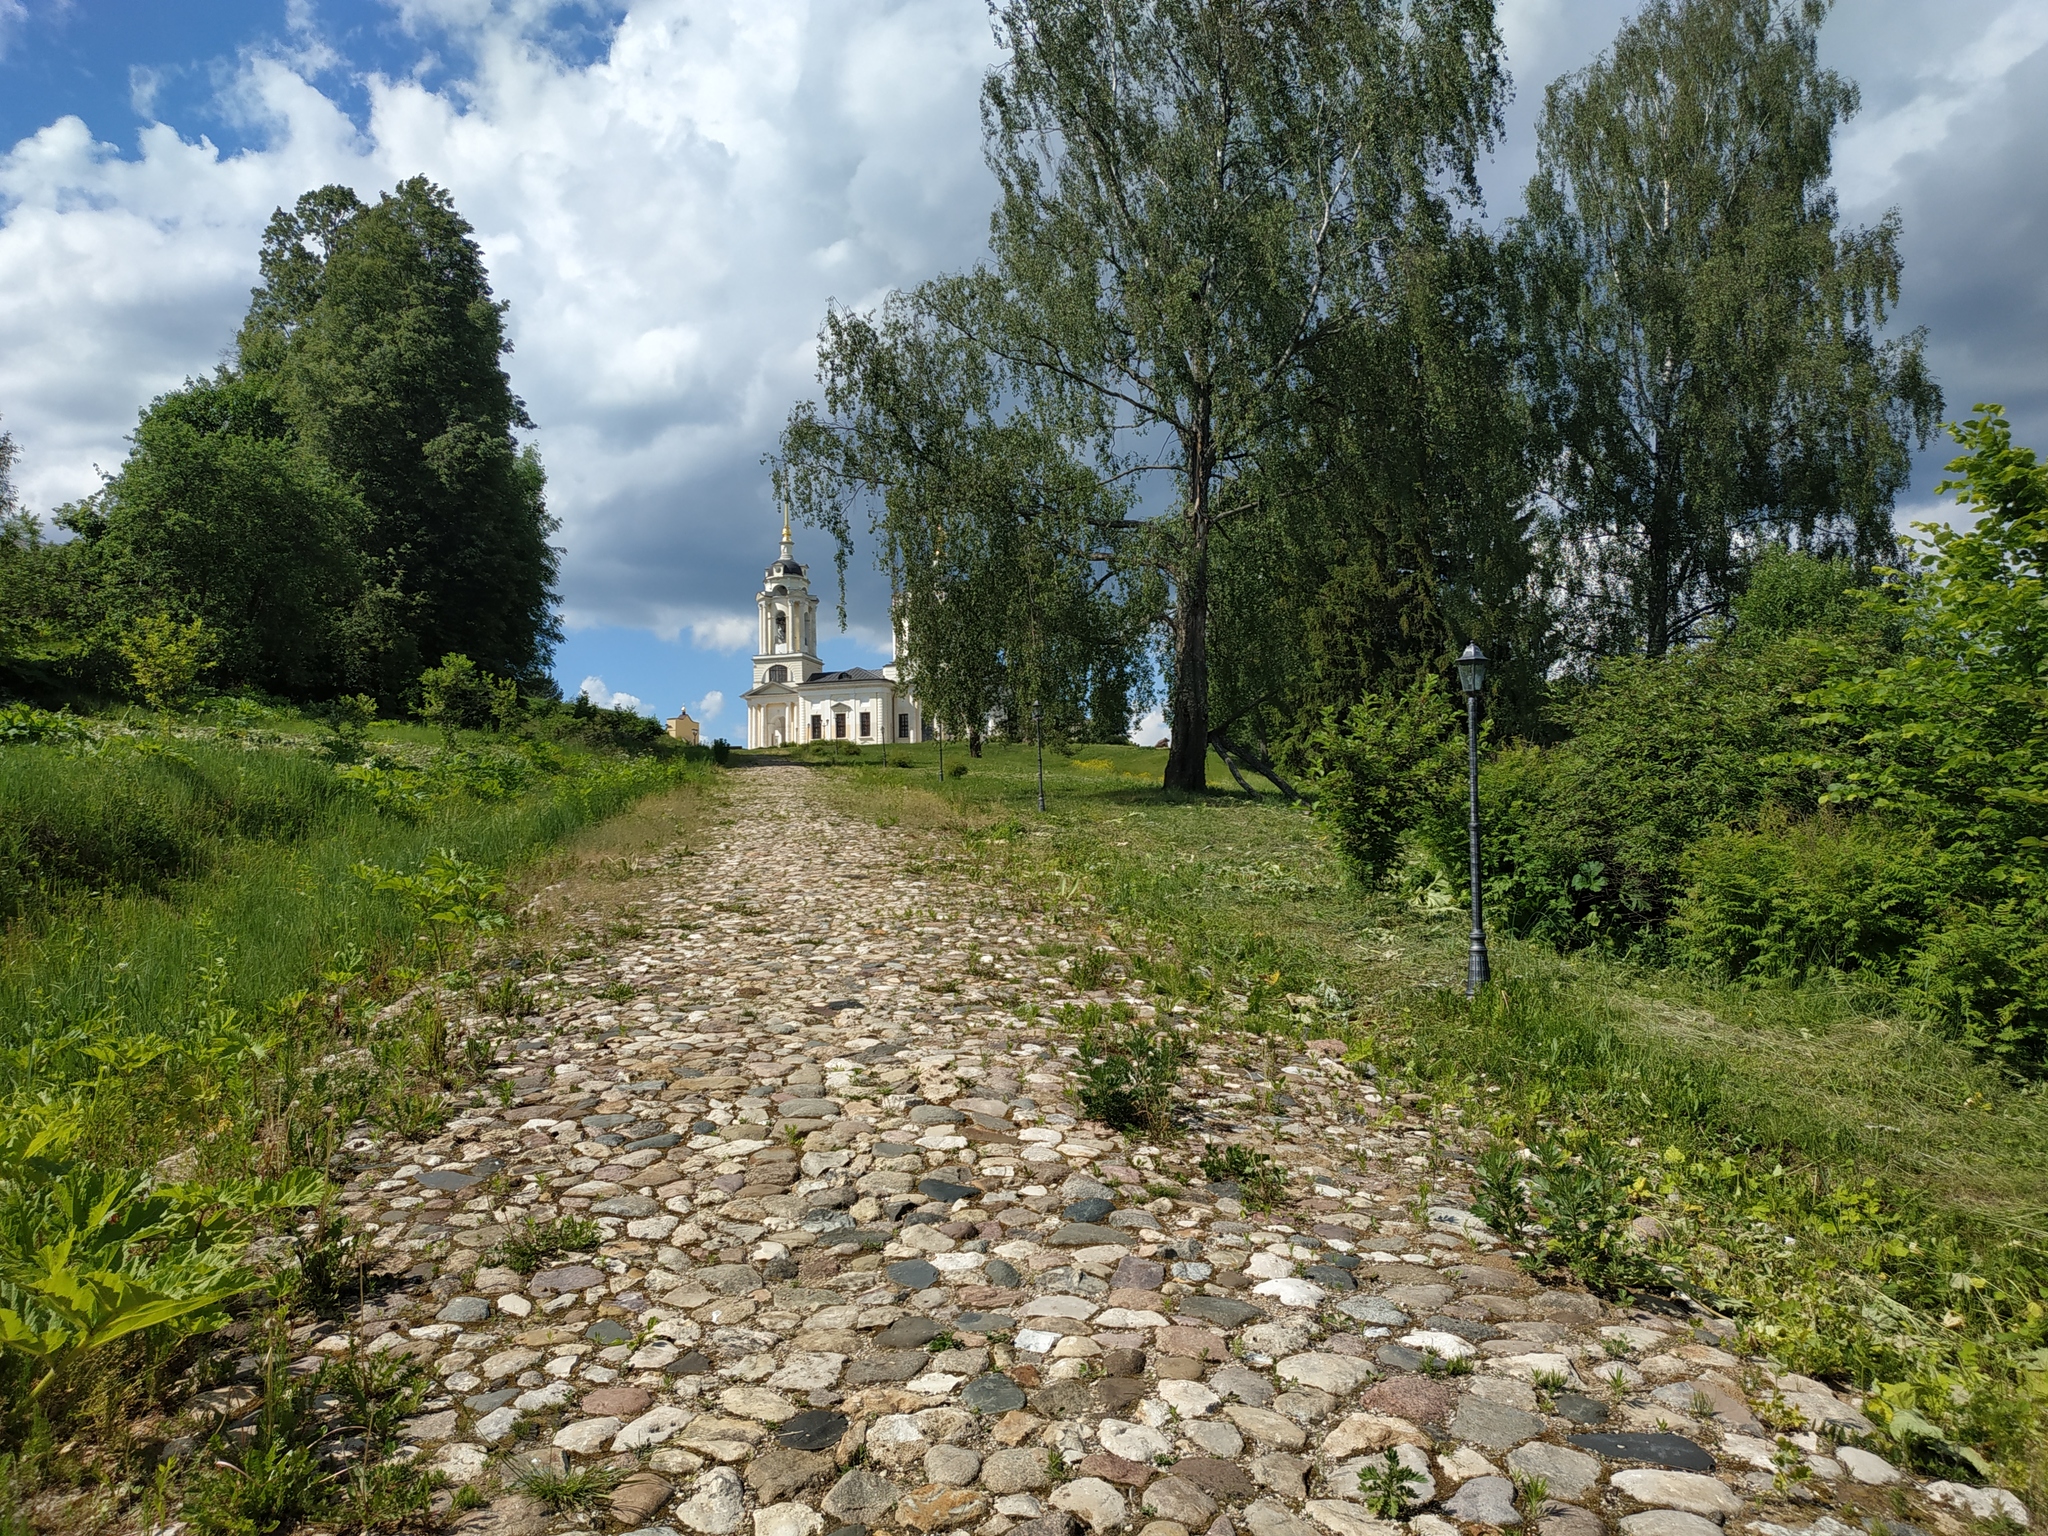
{"left": 0, "top": 1110, "right": 323, "bottom": 1396}
{"left": 533, "top": 695, "right": 663, "bottom": 752}
{"left": 1904, "top": 904, "right": 2048, "bottom": 1068}
{"left": 1673, "top": 813, "right": 1949, "bottom": 984}
{"left": 1301, "top": 680, "right": 1460, "bottom": 888}
{"left": 418, "top": 653, "right": 517, "bottom": 734}
{"left": 1429, "top": 637, "right": 1836, "bottom": 951}
{"left": 0, "top": 703, "right": 87, "bottom": 746}
{"left": 119, "top": 613, "right": 217, "bottom": 713}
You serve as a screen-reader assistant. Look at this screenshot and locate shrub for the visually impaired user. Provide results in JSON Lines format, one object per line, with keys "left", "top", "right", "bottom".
{"left": 1672, "top": 813, "right": 1948, "bottom": 984}
{"left": 1905, "top": 903, "right": 2048, "bottom": 1069}
{"left": 0, "top": 703, "right": 87, "bottom": 746}
{"left": 1301, "top": 679, "right": 1460, "bottom": 888}
{"left": 119, "top": 612, "right": 217, "bottom": 713}
{"left": 419, "top": 653, "right": 516, "bottom": 734}
{"left": 1425, "top": 640, "right": 1834, "bottom": 951}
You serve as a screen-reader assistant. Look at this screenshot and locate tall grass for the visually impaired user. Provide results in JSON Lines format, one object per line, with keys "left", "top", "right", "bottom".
{"left": 0, "top": 741, "right": 348, "bottom": 921}
{"left": 0, "top": 729, "right": 716, "bottom": 1174}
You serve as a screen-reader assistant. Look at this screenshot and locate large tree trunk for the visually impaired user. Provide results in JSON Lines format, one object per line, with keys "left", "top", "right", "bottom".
{"left": 1164, "top": 517, "right": 1212, "bottom": 793}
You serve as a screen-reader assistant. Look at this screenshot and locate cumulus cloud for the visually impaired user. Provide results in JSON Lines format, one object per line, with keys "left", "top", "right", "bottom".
{"left": 0, "top": 0, "right": 999, "bottom": 646}
{"left": 693, "top": 689, "right": 723, "bottom": 723}
{"left": 1129, "top": 705, "right": 1167, "bottom": 748}
{"left": 578, "top": 675, "right": 643, "bottom": 713}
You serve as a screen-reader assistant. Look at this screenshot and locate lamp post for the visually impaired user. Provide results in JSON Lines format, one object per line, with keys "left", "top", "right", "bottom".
{"left": 1456, "top": 643, "right": 1491, "bottom": 996}
{"left": 1034, "top": 699, "right": 1046, "bottom": 813}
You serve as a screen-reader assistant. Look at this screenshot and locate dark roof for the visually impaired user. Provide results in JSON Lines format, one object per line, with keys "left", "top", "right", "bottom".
{"left": 772, "top": 559, "right": 806, "bottom": 576}
{"left": 809, "top": 667, "right": 890, "bottom": 683}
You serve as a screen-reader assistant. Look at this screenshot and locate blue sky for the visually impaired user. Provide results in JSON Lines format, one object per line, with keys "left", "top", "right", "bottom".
{"left": 3, "top": 0, "right": 2045, "bottom": 734}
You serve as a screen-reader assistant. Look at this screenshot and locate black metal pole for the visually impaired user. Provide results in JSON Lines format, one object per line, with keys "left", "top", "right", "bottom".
{"left": 1035, "top": 702, "right": 1046, "bottom": 812}
{"left": 1466, "top": 686, "right": 1490, "bottom": 997}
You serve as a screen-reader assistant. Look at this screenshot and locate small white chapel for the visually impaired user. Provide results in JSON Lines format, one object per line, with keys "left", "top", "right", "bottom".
{"left": 742, "top": 512, "right": 927, "bottom": 750}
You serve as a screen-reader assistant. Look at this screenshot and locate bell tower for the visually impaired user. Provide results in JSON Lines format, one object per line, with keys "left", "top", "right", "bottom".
{"left": 753, "top": 501, "right": 821, "bottom": 688}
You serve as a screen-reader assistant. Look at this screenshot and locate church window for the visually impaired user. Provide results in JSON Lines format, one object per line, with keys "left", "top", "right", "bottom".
{"left": 859, "top": 711, "right": 871, "bottom": 738}
{"left": 835, "top": 713, "right": 847, "bottom": 739}
{"left": 810, "top": 714, "right": 822, "bottom": 740}
{"left": 775, "top": 613, "right": 787, "bottom": 644}
{"left": 898, "top": 712, "right": 909, "bottom": 740}
{"left": 768, "top": 664, "right": 787, "bottom": 683}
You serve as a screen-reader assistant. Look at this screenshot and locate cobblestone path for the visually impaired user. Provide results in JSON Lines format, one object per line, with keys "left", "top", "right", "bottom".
{"left": 315, "top": 765, "right": 2028, "bottom": 1536}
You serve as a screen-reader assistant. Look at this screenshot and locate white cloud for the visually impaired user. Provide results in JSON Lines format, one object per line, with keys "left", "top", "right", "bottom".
{"left": 684, "top": 612, "right": 757, "bottom": 652}
{"left": 578, "top": 675, "right": 643, "bottom": 713}
{"left": 0, "top": 0, "right": 999, "bottom": 644}
{"left": 693, "top": 689, "right": 723, "bottom": 723}
{"left": 1129, "top": 705, "right": 1167, "bottom": 747}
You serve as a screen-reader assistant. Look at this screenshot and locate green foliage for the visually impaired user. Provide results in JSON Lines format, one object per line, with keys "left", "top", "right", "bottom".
{"left": 1442, "top": 637, "right": 1830, "bottom": 950}
{"left": 542, "top": 694, "right": 663, "bottom": 752}
{"left": 0, "top": 1111, "right": 322, "bottom": 1394}
{"left": 0, "top": 181, "right": 560, "bottom": 710}
{"left": 488, "top": 1215, "right": 601, "bottom": 1276}
{"left": 317, "top": 693, "right": 379, "bottom": 764}
{"left": 1196, "top": 1143, "right": 1289, "bottom": 1211}
{"left": 182, "top": 1329, "right": 438, "bottom": 1536}
{"left": 93, "top": 373, "right": 366, "bottom": 698}
{"left": 1519, "top": 1132, "right": 1657, "bottom": 1294}
{"left": 1068, "top": 1006, "right": 1186, "bottom": 1137}
{"left": 240, "top": 178, "right": 561, "bottom": 699}
{"left": 1731, "top": 547, "right": 1871, "bottom": 648}
{"left": 511, "top": 1464, "right": 622, "bottom": 1513}
{"left": 1302, "top": 680, "right": 1462, "bottom": 887}
{"left": 1673, "top": 813, "right": 1948, "bottom": 984}
{"left": 1903, "top": 905, "right": 2048, "bottom": 1066}
{"left": 1470, "top": 1142, "right": 1529, "bottom": 1243}
{"left": 1514, "top": 0, "right": 1940, "bottom": 657}
{"left": 0, "top": 704, "right": 87, "bottom": 747}
{"left": 782, "top": 298, "right": 1150, "bottom": 760}
{"left": 353, "top": 850, "right": 507, "bottom": 959}
{"left": 1355, "top": 1450, "right": 1425, "bottom": 1518}
{"left": 419, "top": 653, "right": 518, "bottom": 736}
{"left": 0, "top": 739, "right": 346, "bottom": 924}
{"left": 1797, "top": 408, "right": 2048, "bottom": 868}
{"left": 789, "top": 0, "right": 1510, "bottom": 790}
{"left": 119, "top": 613, "right": 217, "bottom": 714}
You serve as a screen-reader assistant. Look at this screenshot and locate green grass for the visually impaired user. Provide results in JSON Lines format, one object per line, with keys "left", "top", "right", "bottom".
{"left": 1, "top": 713, "right": 717, "bottom": 1176}
{"left": 793, "top": 738, "right": 2048, "bottom": 1494}
{"left": 0, "top": 739, "right": 349, "bottom": 921}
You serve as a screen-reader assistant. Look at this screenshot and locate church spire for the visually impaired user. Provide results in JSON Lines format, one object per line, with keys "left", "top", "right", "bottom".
{"left": 779, "top": 494, "right": 794, "bottom": 560}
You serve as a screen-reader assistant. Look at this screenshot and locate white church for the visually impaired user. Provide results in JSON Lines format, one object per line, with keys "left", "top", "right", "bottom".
{"left": 741, "top": 515, "right": 926, "bottom": 750}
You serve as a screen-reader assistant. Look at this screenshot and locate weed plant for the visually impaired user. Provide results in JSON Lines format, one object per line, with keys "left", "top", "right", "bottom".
{"left": 1070, "top": 1004, "right": 1186, "bottom": 1136}
{"left": 1355, "top": 1450, "right": 1424, "bottom": 1517}
{"left": 487, "top": 1215, "right": 602, "bottom": 1275}
{"left": 1196, "top": 1143, "right": 1289, "bottom": 1211}
{"left": 512, "top": 1464, "right": 622, "bottom": 1513}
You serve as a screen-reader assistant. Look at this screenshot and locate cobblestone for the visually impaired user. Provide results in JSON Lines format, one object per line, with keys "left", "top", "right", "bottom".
{"left": 306, "top": 767, "right": 2029, "bottom": 1536}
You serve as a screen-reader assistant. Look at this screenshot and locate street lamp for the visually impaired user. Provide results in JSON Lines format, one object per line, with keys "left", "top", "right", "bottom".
{"left": 1456, "top": 643, "right": 1491, "bottom": 996}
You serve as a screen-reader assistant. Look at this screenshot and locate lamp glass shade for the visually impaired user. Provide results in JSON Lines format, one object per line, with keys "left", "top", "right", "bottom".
{"left": 1456, "top": 643, "right": 1488, "bottom": 694}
